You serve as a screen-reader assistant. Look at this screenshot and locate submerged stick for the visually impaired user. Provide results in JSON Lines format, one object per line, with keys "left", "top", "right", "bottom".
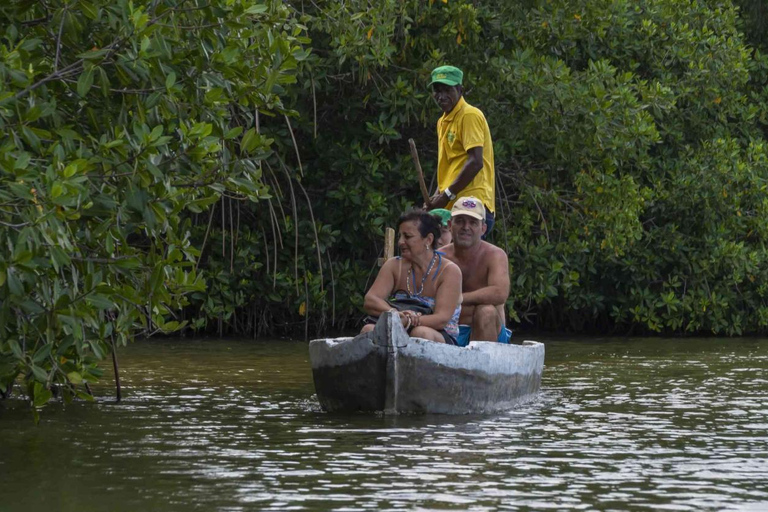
{"left": 110, "top": 334, "right": 122, "bottom": 402}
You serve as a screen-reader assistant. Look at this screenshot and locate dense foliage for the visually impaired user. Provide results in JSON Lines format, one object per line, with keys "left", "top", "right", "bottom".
{"left": 0, "top": 0, "right": 307, "bottom": 413}
{"left": 734, "top": 0, "right": 768, "bottom": 53}
{"left": 4, "top": 0, "right": 768, "bottom": 413}
{"left": 255, "top": 0, "right": 768, "bottom": 337}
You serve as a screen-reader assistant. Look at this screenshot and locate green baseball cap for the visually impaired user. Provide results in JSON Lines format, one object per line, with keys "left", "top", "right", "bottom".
{"left": 429, "top": 65, "right": 463, "bottom": 87}
{"left": 431, "top": 208, "right": 452, "bottom": 227}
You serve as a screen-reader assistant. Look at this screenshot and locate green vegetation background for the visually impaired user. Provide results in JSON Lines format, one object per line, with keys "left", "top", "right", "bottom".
{"left": 2, "top": 0, "right": 768, "bottom": 408}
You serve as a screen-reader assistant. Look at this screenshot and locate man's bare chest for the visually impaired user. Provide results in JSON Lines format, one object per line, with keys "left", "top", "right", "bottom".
{"left": 455, "top": 259, "right": 490, "bottom": 292}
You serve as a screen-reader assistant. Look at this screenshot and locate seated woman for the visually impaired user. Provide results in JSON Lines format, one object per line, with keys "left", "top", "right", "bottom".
{"left": 361, "top": 210, "right": 462, "bottom": 344}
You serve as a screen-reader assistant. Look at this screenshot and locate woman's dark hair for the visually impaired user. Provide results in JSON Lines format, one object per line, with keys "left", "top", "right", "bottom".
{"left": 396, "top": 209, "right": 442, "bottom": 249}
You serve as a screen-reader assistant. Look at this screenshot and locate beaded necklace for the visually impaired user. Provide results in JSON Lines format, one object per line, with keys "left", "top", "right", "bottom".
{"left": 406, "top": 251, "right": 438, "bottom": 296}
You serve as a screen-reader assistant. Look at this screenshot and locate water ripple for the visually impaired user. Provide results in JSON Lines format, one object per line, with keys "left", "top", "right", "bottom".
{"left": 2, "top": 338, "right": 768, "bottom": 511}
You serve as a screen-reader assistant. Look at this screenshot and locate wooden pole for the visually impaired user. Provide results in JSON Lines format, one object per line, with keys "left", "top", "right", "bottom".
{"left": 384, "top": 227, "right": 395, "bottom": 260}
{"left": 378, "top": 227, "right": 396, "bottom": 266}
{"left": 408, "top": 139, "right": 431, "bottom": 206}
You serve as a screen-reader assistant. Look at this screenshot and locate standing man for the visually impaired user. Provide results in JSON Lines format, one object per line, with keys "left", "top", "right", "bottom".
{"left": 442, "top": 197, "right": 512, "bottom": 345}
{"left": 425, "top": 65, "right": 497, "bottom": 235}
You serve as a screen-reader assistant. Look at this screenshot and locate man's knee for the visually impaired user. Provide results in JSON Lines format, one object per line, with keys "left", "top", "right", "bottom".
{"left": 361, "top": 323, "right": 374, "bottom": 334}
{"left": 470, "top": 305, "right": 502, "bottom": 342}
{"left": 472, "top": 304, "right": 500, "bottom": 326}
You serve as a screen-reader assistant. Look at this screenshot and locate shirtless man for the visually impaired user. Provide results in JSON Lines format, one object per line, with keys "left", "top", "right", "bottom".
{"left": 441, "top": 196, "right": 512, "bottom": 346}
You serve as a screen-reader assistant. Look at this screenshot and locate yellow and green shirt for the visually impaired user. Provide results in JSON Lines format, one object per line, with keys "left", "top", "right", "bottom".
{"left": 436, "top": 97, "right": 495, "bottom": 213}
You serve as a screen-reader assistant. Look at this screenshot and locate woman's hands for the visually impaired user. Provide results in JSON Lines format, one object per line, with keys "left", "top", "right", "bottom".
{"left": 397, "top": 310, "right": 422, "bottom": 331}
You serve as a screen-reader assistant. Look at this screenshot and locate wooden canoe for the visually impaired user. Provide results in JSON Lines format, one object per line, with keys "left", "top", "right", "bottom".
{"left": 309, "top": 311, "right": 545, "bottom": 414}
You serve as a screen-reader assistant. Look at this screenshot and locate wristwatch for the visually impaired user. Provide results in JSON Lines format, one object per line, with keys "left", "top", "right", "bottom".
{"left": 444, "top": 187, "right": 456, "bottom": 200}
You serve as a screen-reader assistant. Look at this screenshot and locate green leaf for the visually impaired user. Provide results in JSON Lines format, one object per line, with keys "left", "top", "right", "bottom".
{"left": 88, "top": 340, "right": 104, "bottom": 360}
{"left": 245, "top": 4, "right": 267, "bottom": 14}
{"left": 67, "top": 371, "right": 83, "bottom": 384}
{"left": 24, "top": 105, "right": 43, "bottom": 123}
{"left": 7, "top": 270, "right": 23, "bottom": 296}
{"left": 241, "top": 127, "right": 262, "bottom": 154}
{"left": 165, "top": 71, "right": 176, "bottom": 91}
{"left": 54, "top": 293, "right": 72, "bottom": 310}
{"left": 149, "top": 125, "right": 163, "bottom": 141}
{"left": 189, "top": 122, "right": 213, "bottom": 139}
{"left": 78, "top": 48, "right": 109, "bottom": 60}
{"left": 77, "top": 69, "right": 94, "bottom": 97}
{"left": 51, "top": 182, "right": 64, "bottom": 198}
{"left": 31, "top": 364, "right": 48, "bottom": 383}
{"left": 32, "top": 344, "right": 52, "bottom": 364}
{"left": 79, "top": 1, "right": 99, "bottom": 20}
{"left": 20, "top": 300, "right": 45, "bottom": 315}
{"left": 63, "top": 162, "right": 79, "bottom": 178}
{"left": 149, "top": 264, "right": 164, "bottom": 292}
{"left": 14, "top": 250, "right": 33, "bottom": 265}
{"left": 98, "top": 66, "right": 110, "bottom": 97}
{"left": 21, "top": 126, "right": 41, "bottom": 149}
{"left": 114, "top": 258, "right": 142, "bottom": 269}
{"left": 14, "top": 152, "right": 31, "bottom": 170}
{"left": 50, "top": 247, "right": 72, "bottom": 272}
{"left": 75, "top": 390, "right": 94, "bottom": 401}
{"left": 8, "top": 339, "right": 23, "bottom": 360}
{"left": 104, "top": 138, "right": 124, "bottom": 149}
{"left": 86, "top": 294, "right": 114, "bottom": 310}
{"left": 224, "top": 126, "right": 243, "bottom": 139}
{"left": 162, "top": 320, "right": 182, "bottom": 331}
{"left": 33, "top": 382, "right": 52, "bottom": 408}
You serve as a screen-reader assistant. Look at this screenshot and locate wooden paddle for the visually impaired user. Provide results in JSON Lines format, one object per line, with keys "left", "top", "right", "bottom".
{"left": 378, "top": 227, "right": 395, "bottom": 266}
{"left": 408, "top": 138, "right": 431, "bottom": 207}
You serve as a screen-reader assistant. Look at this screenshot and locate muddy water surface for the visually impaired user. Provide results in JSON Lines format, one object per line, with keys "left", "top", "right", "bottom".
{"left": 1, "top": 336, "right": 767, "bottom": 511}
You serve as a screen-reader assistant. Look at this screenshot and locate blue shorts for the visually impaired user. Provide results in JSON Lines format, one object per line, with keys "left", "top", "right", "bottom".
{"left": 456, "top": 324, "right": 512, "bottom": 347}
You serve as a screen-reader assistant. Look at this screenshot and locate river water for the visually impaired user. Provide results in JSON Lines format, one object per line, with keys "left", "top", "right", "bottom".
{"left": 1, "top": 336, "right": 767, "bottom": 511}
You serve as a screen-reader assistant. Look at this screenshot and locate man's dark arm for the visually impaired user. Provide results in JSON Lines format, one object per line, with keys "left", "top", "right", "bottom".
{"left": 426, "top": 146, "right": 484, "bottom": 210}
{"left": 449, "top": 145, "right": 484, "bottom": 195}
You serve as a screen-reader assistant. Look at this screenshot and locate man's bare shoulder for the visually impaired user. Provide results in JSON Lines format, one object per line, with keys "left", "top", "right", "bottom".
{"left": 480, "top": 241, "right": 508, "bottom": 265}
{"left": 481, "top": 241, "right": 507, "bottom": 256}
{"left": 439, "top": 244, "right": 456, "bottom": 259}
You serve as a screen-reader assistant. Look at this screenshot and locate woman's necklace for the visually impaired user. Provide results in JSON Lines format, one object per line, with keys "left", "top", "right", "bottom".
{"left": 406, "top": 252, "right": 437, "bottom": 296}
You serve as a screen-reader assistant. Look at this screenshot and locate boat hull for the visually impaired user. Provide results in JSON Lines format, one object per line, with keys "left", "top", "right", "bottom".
{"left": 309, "top": 312, "right": 544, "bottom": 414}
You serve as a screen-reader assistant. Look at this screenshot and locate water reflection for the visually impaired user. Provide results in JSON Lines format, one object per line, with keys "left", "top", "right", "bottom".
{"left": 1, "top": 337, "right": 767, "bottom": 511}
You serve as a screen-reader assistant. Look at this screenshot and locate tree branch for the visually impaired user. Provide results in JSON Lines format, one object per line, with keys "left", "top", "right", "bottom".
{"left": 54, "top": 6, "right": 68, "bottom": 71}
{"left": 3, "top": 6, "right": 178, "bottom": 105}
{"left": 0, "top": 220, "right": 31, "bottom": 228}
